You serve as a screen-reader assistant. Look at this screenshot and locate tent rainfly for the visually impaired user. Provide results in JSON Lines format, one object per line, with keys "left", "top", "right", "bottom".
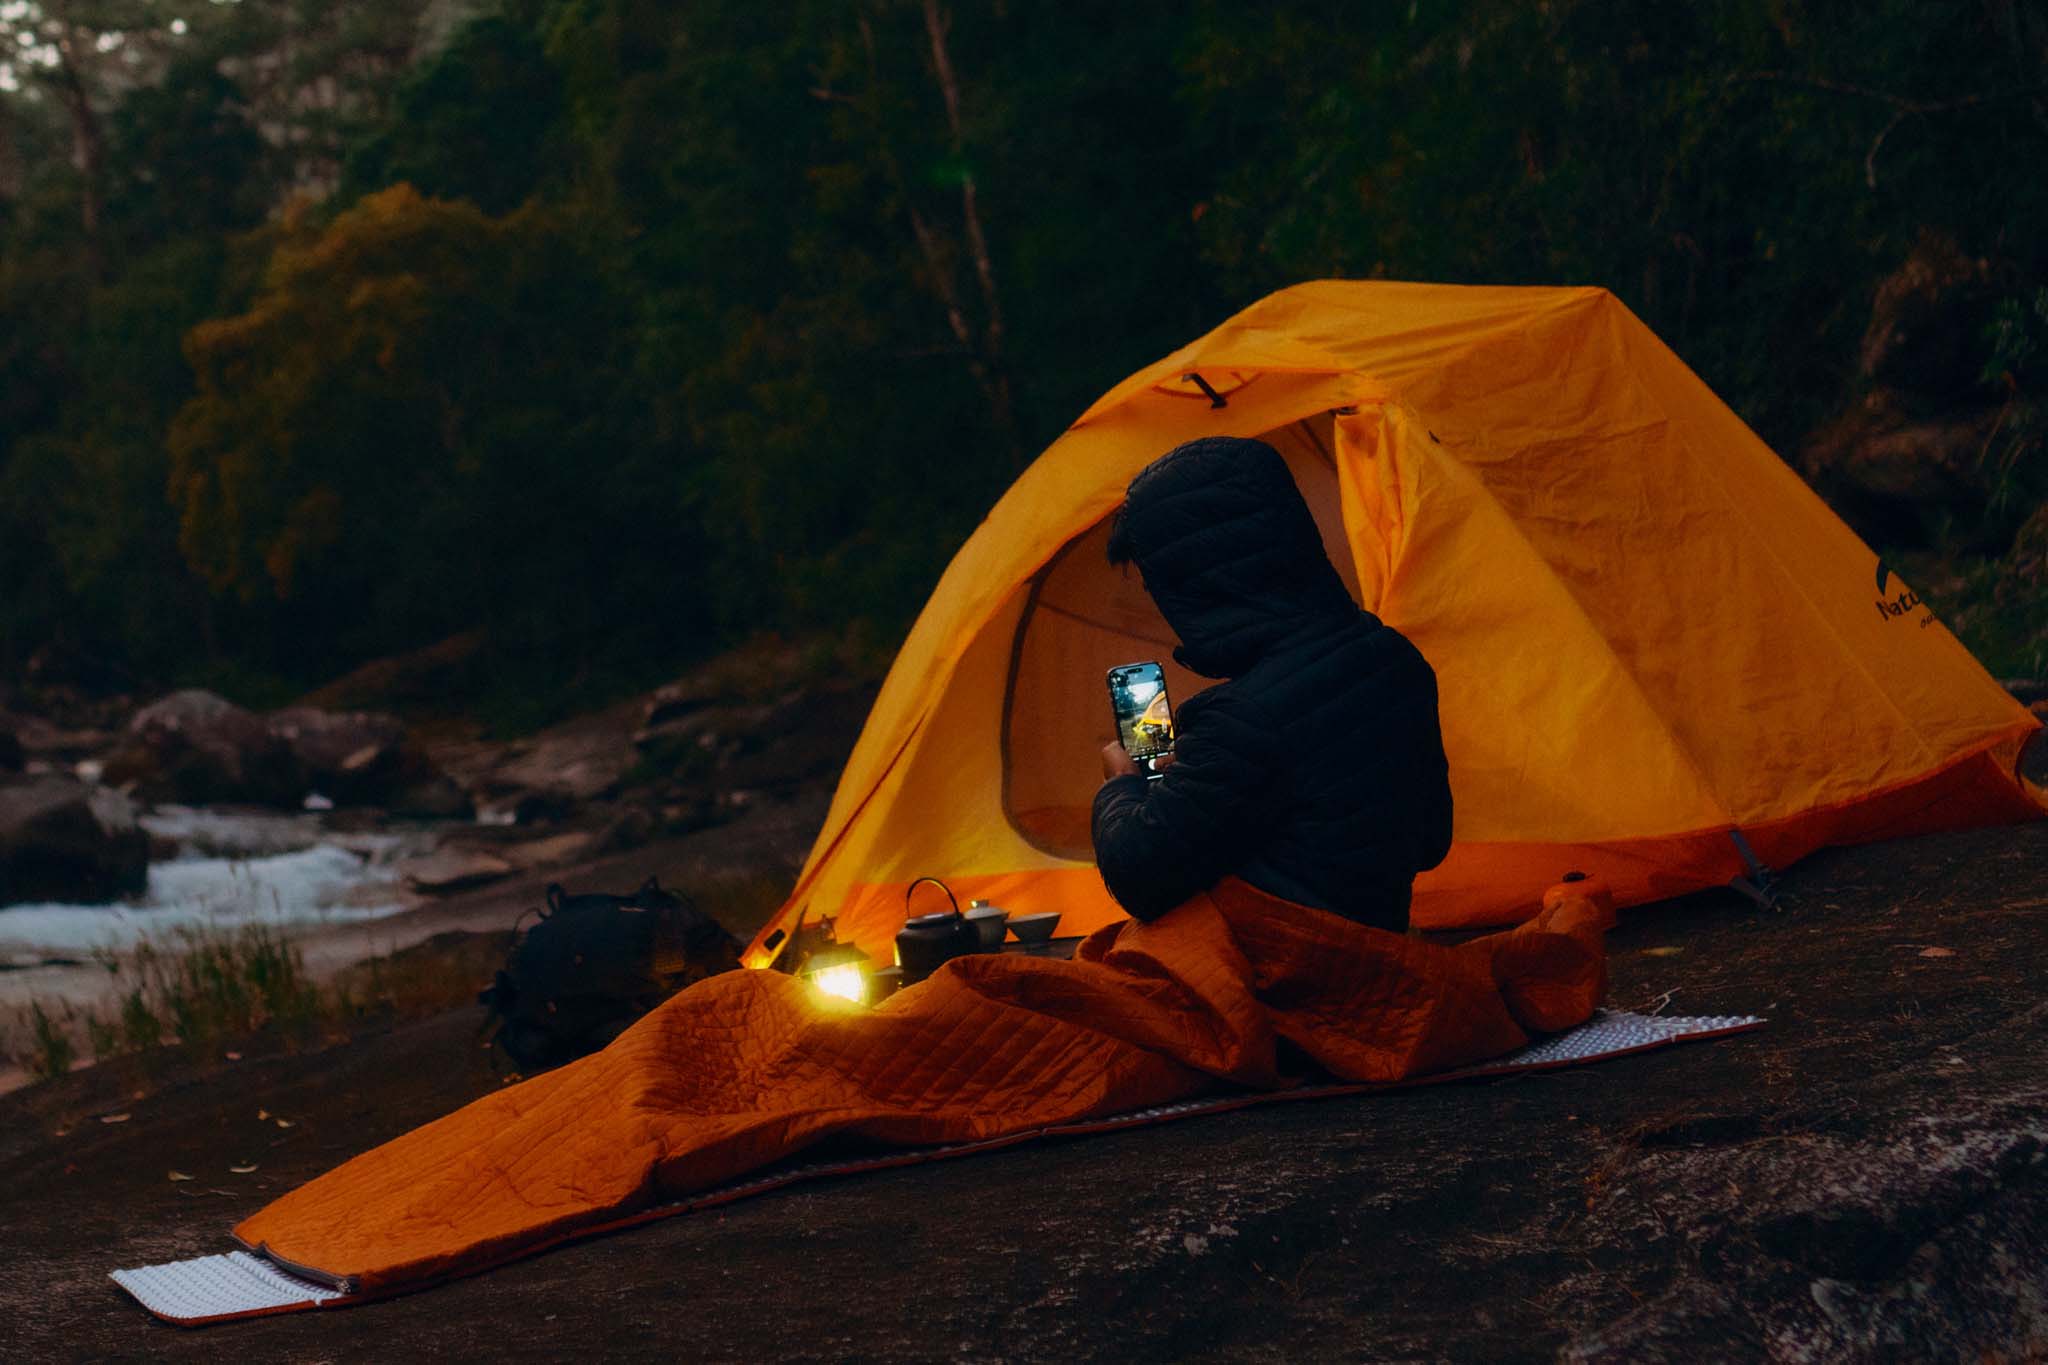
{"left": 747, "top": 282, "right": 2046, "bottom": 970}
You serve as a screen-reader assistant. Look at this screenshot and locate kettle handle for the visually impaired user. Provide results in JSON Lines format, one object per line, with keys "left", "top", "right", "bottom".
{"left": 904, "top": 876, "right": 962, "bottom": 919}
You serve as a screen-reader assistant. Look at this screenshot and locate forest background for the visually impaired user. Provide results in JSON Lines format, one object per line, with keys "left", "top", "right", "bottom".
{"left": 3, "top": 0, "right": 2045, "bottom": 732}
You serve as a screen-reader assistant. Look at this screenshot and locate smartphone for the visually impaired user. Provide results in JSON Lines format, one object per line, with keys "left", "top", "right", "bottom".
{"left": 1106, "top": 661, "right": 1175, "bottom": 779}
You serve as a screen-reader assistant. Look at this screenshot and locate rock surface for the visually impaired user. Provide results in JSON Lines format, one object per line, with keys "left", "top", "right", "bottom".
{"left": 102, "top": 690, "right": 304, "bottom": 808}
{"left": 266, "top": 708, "right": 408, "bottom": 801}
{"left": 267, "top": 707, "right": 466, "bottom": 815}
{"left": 1799, "top": 235, "right": 2027, "bottom": 549}
{"left": 0, "top": 776, "right": 149, "bottom": 907}
{"left": 1, "top": 819, "right": 2044, "bottom": 1360}
{"left": 427, "top": 636, "right": 878, "bottom": 833}
{"left": 295, "top": 630, "right": 488, "bottom": 714}
{"left": 400, "top": 849, "right": 516, "bottom": 895}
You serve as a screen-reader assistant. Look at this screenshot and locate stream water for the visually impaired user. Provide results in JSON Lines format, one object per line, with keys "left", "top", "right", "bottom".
{"left": 0, "top": 806, "right": 422, "bottom": 964}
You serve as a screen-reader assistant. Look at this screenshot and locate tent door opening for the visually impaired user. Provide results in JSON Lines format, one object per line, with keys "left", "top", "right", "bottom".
{"left": 999, "top": 414, "right": 1363, "bottom": 858}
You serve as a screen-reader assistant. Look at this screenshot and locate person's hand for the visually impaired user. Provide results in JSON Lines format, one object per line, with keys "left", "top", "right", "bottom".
{"left": 1101, "top": 743, "right": 1176, "bottom": 781}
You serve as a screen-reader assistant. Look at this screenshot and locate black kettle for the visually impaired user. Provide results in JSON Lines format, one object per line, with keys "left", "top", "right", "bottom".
{"left": 895, "top": 877, "right": 978, "bottom": 981}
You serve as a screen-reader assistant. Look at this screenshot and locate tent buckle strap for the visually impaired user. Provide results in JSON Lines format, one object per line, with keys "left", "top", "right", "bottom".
{"left": 1727, "top": 829, "right": 1780, "bottom": 910}
{"left": 1182, "top": 372, "right": 1228, "bottom": 408}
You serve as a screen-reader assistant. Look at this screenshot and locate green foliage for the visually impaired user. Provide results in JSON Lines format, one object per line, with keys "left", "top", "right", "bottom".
{"left": 1964, "top": 287, "right": 2048, "bottom": 551}
{"left": 125, "top": 925, "right": 321, "bottom": 1047}
{"left": 1177, "top": 0, "right": 2048, "bottom": 449}
{"left": 1, "top": 922, "right": 514, "bottom": 1086}
{"left": 342, "top": 16, "right": 565, "bottom": 214}
{"left": 3, "top": 0, "right": 2046, "bottom": 704}
{"left": 104, "top": 60, "right": 269, "bottom": 246}
{"left": 1985, "top": 288, "right": 2048, "bottom": 386}
{"left": 13, "top": 1001, "right": 76, "bottom": 1080}
{"left": 1913, "top": 545, "right": 2048, "bottom": 681}
{"left": 167, "top": 184, "right": 687, "bottom": 683}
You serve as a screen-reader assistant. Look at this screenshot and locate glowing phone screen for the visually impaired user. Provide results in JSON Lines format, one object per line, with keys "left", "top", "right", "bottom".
{"left": 1107, "top": 662, "right": 1174, "bottom": 764}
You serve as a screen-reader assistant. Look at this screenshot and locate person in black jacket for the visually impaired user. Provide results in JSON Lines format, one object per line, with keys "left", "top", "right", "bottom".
{"left": 1091, "top": 435, "right": 1453, "bottom": 931}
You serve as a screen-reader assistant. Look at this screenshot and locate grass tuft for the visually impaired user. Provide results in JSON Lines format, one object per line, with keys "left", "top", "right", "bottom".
{"left": 5, "top": 924, "right": 512, "bottom": 1084}
{"left": 19, "top": 1001, "right": 76, "bottom": 1081}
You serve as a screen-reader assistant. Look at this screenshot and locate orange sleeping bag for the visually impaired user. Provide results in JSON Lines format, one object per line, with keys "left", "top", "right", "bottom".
{"left": 235, "top": 877, "right": 1614, "bottom": 1292}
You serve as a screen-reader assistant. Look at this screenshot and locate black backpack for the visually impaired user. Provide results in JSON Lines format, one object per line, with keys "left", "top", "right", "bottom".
{"left": 479, "top": 876, "right": 740, "bottom": 1071}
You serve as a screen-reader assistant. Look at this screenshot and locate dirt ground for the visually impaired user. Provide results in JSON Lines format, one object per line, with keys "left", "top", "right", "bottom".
{"left": 2, "top": 818, "right": 2044, "bottom": 1362}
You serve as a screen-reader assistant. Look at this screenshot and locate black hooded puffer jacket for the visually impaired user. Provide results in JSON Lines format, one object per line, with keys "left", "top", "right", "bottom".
{"left": 1090, "top": 436, "right": 1453, "bottom": 929}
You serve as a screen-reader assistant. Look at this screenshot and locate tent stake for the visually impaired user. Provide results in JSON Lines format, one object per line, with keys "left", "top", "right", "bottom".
{"left": 1727, "top": 829, "right": 1780, "bottom": 909}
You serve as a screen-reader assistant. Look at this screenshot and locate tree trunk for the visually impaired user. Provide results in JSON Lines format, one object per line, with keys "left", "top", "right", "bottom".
{"left": 50, "top": 28, "right": 105, "bottom": 274}
{"left": 920, "top": 0, "right": 1016, "bottom": 451}
{"left": 0, "top": 98, "right": 23, "bottom": 202}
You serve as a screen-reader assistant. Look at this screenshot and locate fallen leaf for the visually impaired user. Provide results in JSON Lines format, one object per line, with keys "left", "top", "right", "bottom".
{"left": 1919, "top": 946, "right": 1956, "bottom": 959}
{"left": 99, "top": 1112, "right": 131, "bottom": 1124}
{"left": 1642, "top": 946, "right": 1685, "bottom": 958}
{"left": 229, "top": 1162, "right": 258, "bottom": 1174}
{"left": 224, "top": 1051, "right": 243, "bottom": 1061}
{"left": 275, "top": 1118, "right": 294, "bottom": 1129}
{"left": 168, "top": 1171, "right": 193, "bottom": 1182}
{"left": 257, "top": 1109, "right": 270, "bottom": 1121}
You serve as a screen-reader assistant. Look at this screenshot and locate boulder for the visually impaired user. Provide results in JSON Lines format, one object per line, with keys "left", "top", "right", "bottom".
{"left": 1797, "top": 236, "right": 2031, "bottom": 549}
{"left": 656, "top": 796, "right": 723, "bottom": 837}
{"left": 400, "top": 848, "right": 515, "bottom": 895}
{"left": 103, "top": 690, "right": 305, "bottom": 808}
{"left": 387, "top": 772, "right": 474, "bottom": 820}
{"left": 1998, "top": 502, "right": 2048, "bottom": 605}
{"left": 642, "top": 676, "right": 724, "bottom": 730}
{"left": 499, "top": 830, "right": 599, "bottom": 872}
{"left": 473, "top": 785, "right": 577, "bottom": 827}
{"left": 629, "top": 709, "right": 727, "bottom": 778}
{"left": 594, "top": 805, "right": 656, "bottom": 854}
{"left": 267, "top": 707, "right": 407, "bottom": 800}
{"left": 265, "top": 706, "right": 464, "bottom": 813}
{"left": 296, "top": 629, "right": 487, "bottom": 713}
{"left": 465, "top": 706, "right": 638, "bottom": 823}
{"left": 22, "top": 641, "right": 136, "bottom": 698}
{"left": 0, "top": 776, "right": 149, "bottom": 906}
{"left": 1856, "top": 234, "right": 2011, "bottom": 400}
{"left": 0, "top": 712, "right": 114, "bottom": 769}
{"left": 1800, "top": 398, "right": 2001, "bottom": 532}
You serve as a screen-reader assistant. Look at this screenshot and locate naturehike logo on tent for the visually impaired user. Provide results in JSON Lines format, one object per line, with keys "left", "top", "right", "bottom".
{"left": 1873, "top": 560, "right": 1932, "bottom": 627}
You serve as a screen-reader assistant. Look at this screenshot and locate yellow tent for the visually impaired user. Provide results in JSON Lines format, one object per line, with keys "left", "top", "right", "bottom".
{"left": 747, "top": 281, "right": 2044, "bottom": 969}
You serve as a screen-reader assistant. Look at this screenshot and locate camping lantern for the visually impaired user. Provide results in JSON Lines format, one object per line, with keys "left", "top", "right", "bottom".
{"left": 800, "top": 943, "right": 873, "bottom": 1005}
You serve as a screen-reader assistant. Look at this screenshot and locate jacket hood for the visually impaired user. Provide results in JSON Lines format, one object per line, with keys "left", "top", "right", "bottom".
{"left": 1110, "top": 436, "right": 1358, "bottom": 678}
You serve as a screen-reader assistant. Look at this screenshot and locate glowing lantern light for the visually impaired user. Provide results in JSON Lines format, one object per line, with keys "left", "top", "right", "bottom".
{"left": 801, "top": 945, "right": 872, "bottom": 1005}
